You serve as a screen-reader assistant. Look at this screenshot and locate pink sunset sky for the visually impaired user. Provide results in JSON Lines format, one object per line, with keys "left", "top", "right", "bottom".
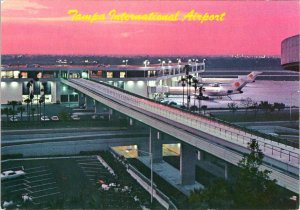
{"left": 1, "top": 0, "right": 299, "bottom": 55}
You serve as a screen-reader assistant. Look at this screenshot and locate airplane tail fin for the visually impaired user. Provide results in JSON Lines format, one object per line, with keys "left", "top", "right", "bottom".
{"left": 238, "top": 71, "right": 262, "bottom": 82}
{"left": 231, "top": 78, "right": 248, "bottom": 91}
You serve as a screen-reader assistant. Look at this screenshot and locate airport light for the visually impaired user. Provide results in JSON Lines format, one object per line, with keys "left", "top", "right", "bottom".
{"left": 177, "top": 58, "right": 181, "bottom": 65}
{"left": 122, "top": 59, "right": 128, "bottom": 66}
{"left": 143, "top": 60, "right": 150, "bottom": 67}
{"left": 202, "top": 59, "right": 206, "bottom": 70}
{"left": 289, "top": 90, "right": 300, "bottom": 120}
{"left": 161, "top": 60, "right": 166, "bottom": 67}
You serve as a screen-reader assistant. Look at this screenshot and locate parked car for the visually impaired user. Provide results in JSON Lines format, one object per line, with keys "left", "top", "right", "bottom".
{"left": 41, "top": 116, "right": 50, "bottom": 121}
{"left": 9, "top": 116, "right": 19, "bottom": 122}
{"left": 91, "top": 115, "right": 99, "bottom": 119}
{"left": 71, "top": 114, "right": 80, "bottom": 120}
{"left": 1, "top": 170, "right": 26, "bottom": 180}
{"left": 51, "top": 116, "right": 59, "bottom": 121}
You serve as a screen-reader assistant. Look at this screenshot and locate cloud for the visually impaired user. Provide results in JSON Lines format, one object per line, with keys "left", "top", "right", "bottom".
{"left": 2, "top": 0, "right": 48, "bottom": 11}
{"left": 120, "top": 30, "right": 144, "bottom": 38}
{"left": 2, "top": 16, "right": 71, "bottom": 23}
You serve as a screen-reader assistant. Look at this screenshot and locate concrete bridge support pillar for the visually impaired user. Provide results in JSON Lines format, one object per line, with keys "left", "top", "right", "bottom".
{"left": 149, "top": 128, "right": 163, "bottom": 163}
{"left": 138, "top": 141, "right": 149, "bottom": 157}
{"left": 85, "top": 96, "right": 94, "bottom": 111}
{"left": 55, "top": 82, "right": 61, "bottom": 103}
{"left": 95, "top": 101, "right": 106, "bottom": 113}
{"left": 78, "top": 93, "right": 85, "bottom": 107}
{"left": 108, "top": 108, "right": 113, "bottom": 121}
{"left": 224, "top": 163, "right": 228, "bottom": 180}
{"left": 180, "top": 143, "right": 196, "bottom": 185}
{"left": 129, "top": 118, "right": 135, "bottom": 126}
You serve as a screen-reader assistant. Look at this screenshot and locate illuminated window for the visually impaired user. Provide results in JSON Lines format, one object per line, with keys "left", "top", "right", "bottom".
{"left": 37, "top": 72, "right": 42, "bottom": 78}
{"left": 21, "top": 72, "right": 28, "bottom": 78}
{"left": 107, "top": 72, "right": 113, "bottom": 78}
{"left": 120, "top": 72, "right": 126, "bottom": 78}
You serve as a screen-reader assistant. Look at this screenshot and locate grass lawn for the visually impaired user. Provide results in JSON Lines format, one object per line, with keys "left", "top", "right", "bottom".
{"left": 212, "top": 109, "right": 299, "bottom": 123}
{"left": 1, "top": 119, "right": 128, "bottom": 130}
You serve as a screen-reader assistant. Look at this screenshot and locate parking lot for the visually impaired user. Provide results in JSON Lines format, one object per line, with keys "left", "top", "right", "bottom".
{"left": 2, "top": 164, "right": 60, "bottom": 207}
{"left": 1, "top": 156, "right": 149, "bottom": 209}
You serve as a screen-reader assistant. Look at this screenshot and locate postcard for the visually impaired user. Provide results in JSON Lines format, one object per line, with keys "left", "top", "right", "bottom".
{"left": 1, "top": 0, "right": 299, "bottom": 209}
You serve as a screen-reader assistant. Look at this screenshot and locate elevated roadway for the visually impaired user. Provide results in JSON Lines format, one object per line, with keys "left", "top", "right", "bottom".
{"left": 62, "top": 78, "right": 299, "bottom": 193}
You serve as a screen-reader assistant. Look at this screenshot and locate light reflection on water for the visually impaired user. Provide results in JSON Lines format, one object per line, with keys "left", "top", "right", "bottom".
{"left": 168, "top": 80, "right": 300, "bottom": 108}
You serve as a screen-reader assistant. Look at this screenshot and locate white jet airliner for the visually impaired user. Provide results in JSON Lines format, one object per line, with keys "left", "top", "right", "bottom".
{"left": 166, "top": 78, "right": 246, "bottom": 97}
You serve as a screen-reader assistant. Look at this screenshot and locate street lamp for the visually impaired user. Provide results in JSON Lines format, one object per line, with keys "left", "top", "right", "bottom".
{"left": 143, "top": 60, "right": 150, "bottom": 67}
{"left": 177, "top": 58, "right": 181, "bottom": 65}
{"left": 136, "top": 149, "right": 153, "bottom": 204}
{"left": 122, "top": 59, "right": 128, "bottom": 66}
{"left": 289, "top": 90, "right": 300, "bottom": 120}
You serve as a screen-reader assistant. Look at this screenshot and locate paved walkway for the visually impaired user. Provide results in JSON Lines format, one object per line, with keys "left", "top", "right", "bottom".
{"left": 139, "top": 156, "right": 203, "bottom": 196}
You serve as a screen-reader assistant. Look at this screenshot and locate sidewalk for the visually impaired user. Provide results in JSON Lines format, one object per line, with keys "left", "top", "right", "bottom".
{"left": 139, "top": 156, "right": 203, "bottom": 196}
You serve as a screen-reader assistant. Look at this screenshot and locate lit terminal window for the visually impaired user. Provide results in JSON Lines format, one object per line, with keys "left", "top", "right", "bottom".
{"left": 120, "top": 72, "right": 126, "bottom": 78}
{"left": 37, "top": 72, "right": 42, "bottom": 78}
{"left": 21, "top": 72, "right": 28, "bottom": 78}
{"left": 107, "top": 72, "right": 113, "bottom": 78}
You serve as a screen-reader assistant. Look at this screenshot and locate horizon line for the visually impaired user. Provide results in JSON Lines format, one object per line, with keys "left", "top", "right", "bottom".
{"left": 2, "top": 53, "right": 281, "bottom": 57}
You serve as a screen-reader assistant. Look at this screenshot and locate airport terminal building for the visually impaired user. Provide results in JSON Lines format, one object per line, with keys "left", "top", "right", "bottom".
{"left": 1, "top": 61, "right": 205, "bottom": 104}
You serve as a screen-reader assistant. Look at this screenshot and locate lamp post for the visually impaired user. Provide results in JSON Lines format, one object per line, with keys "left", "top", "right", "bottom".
{"left": 143, "top": 60, "right": 150, "bottom": 67}
{"left": 122, "top": 59, "right": 128, "bottom": 66}
{"left": 202, "top": 58, "right": 206, "bottom": 70}
{"left": 195, "top": 59, "right": 198, "bottom": 72}
{"left": 136, "top": 149, "right": 153, "bottom": 204}
{"left": 158, "top": 59, "right": 161, "bottom": 64}
{"left": 289, "top": 90, "right": 300, "bottom": 120}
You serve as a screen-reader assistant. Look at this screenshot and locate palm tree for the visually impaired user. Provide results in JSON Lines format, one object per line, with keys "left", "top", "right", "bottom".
{"left": 201, "top": 105, "right": 207, "bottom": 115}
{"left": 17, "top": 106, "right": 25, "bottom": 121}
{"left": 31, "top": 107, "right": 35, "bottom": 121}
{"left": 7, "top": 101, "right": 19, "bottom": 122}
{"left": 197, "top": 85, "right": 204, "bottom": 114}
{"left": 29, "top": 92, "right": 34, "bottom": 119}
{"left": 186, "top": 74, "right": 193, "bottom": 110}
{"left": 27, "top": 80, "right": 34, "bottom": 120}
{"left": 2, "top": 108, "right": 10, "bottom": 122}
{"left": 178, "top": 77, "right": 187, "bottom": 108}
{"left": 39, "top": 94, "right": 45, "bottom": 122}
{"left": 192, "top": 77, "right": 199, "bottom": 108}
{"left": 24, "top": 98, "right": 31, "bottom": 121}
{"left": 34, "top": 78, "right": 40, "bottom": 114}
